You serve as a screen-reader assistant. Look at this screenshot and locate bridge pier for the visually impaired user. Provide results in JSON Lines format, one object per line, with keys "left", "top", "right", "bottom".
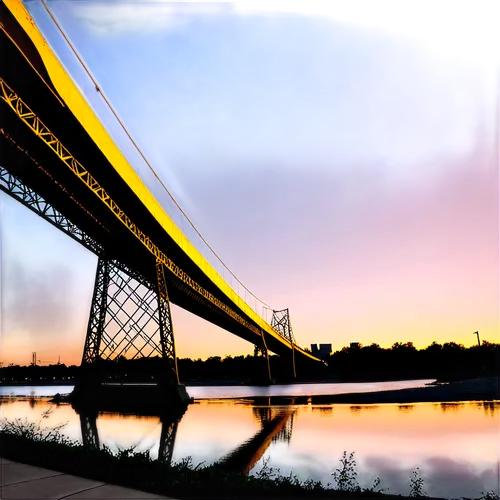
{"left": 73, "top": 257, "right": 190, "bottom": 410}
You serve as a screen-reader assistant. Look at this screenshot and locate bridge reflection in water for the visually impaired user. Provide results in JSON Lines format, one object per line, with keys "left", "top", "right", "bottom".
{"left": 76, "top": 399, "right": 297, "bottom": 473}
{"left": 219, "top": 399, "right": 297, "bottom": 474}
{"left": 77, "top": 408, "right": 182, "bottom": 464}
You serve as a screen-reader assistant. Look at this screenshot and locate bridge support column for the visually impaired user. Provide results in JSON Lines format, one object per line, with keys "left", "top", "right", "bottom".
{"left": 73, "top": 257, "right": 190, "bottom": 409}
{"left": 156, "top": 260, "right": 190, "bottom": 405}
{"left": 272, "top": 309, "right": 297, "bottom": 379}
{"left": 252, "top": 342, "right": 272, "bottom": 386}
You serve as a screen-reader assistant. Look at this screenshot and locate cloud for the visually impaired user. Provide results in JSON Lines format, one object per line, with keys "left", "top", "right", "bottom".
{"left": 80, "top": 11, "right": 145, "bottom": 34}
{"left": 175, "top": 134, "right": 496, "bottom": 346}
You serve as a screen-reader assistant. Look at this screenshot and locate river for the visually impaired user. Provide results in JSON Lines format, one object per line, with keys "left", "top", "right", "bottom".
{"left": 0, "top": 381, "right": 498, "bottom": 499}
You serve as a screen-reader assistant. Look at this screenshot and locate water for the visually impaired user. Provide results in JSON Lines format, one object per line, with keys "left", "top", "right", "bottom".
{"left": 0, "top": 383, "right": 498, "bottom": 499}
{"left": 0, "top": 379, "right": 434, "bottom": 399}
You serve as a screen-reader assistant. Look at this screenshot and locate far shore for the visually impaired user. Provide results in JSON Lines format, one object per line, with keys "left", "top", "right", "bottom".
{"left": 297, "top": 376, "right": 499, "bottom": 404}
{"left": 1, "top": 376, "right": 498, "bottom": 405}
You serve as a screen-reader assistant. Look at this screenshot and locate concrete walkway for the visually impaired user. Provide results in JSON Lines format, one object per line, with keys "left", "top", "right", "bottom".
{"left": 0, "top": 458, "right": 176, "bottom": 499}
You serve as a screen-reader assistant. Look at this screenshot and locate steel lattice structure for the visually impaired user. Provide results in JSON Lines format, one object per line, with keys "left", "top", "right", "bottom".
{"left": 82, "top": 258, "right": 111, "bottom": 365}
{"left": 0, "top": 77, "right": 265, "bottom": 339}
{"left": 0, "top": 65, "right": 309, "bottom": 384}
{"left": 272, "top": 309, "right": 297, "bottom": 378}
{"left": 156, "top": 260, "right": 180, "bottom": 384}
{"left": 0, "top": 164, "right": 103, "bottom": 256}
{"left": 0, "top": 164, "right": 176, "bottom": 378}
{"left": 82, "top": 258, "right": 178, "bottom": 367}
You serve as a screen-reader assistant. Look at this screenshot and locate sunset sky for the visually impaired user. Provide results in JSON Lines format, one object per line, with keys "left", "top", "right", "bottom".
{"left": 1, "top": 0, "right": 498, "bottom": 366}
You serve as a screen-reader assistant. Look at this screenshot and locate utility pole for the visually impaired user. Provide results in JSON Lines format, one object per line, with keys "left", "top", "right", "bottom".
{"left": 473, "top": 331, "right": 481, "bottom": 347}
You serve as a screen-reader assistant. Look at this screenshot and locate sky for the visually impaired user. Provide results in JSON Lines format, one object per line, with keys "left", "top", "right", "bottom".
{"left": 1, "top": 0, "right": 499, "bottom": 366}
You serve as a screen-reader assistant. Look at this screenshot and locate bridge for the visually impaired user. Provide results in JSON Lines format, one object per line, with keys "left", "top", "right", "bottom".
{"left": 0, "top": 0, "right": 320, "bottom": 404}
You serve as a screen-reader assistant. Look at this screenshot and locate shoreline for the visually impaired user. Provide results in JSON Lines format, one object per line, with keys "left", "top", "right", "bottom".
{"left": 0, "top": 375, "right": 428, "bottom": 387}
{"left": 1, "top": 376, "right": 498, "bottom": 405}
{"left": 299, "top": 376, "right": 500, "bottom": 405}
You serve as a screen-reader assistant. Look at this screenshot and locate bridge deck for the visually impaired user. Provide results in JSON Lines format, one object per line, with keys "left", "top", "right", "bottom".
{"left": 0, "top": 0, "right": 319, "bottom": 362}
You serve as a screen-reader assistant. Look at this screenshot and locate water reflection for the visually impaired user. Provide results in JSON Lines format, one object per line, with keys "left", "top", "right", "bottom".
{"left": 439, "top": 402, "right": 465, "bottom": 412}
{"left": 478, "top": 401, "right": 497, "bottom": 416}
{"left": 349, "top": 405, "right": 379, "bottom": 413}
{"left": 76, "top": 408, "right": 181, "bottom": 464}
{"left": 311, "top": 406, "right": 333, "bottom": 415}
{"left": 1, "top": 396, "right": 498, "bottom": 498}
{"left": 220, "top": 402, "right": 297, "bottom": 474}
{"left": 397, "top": 405, "right": 414, "bottom": 413}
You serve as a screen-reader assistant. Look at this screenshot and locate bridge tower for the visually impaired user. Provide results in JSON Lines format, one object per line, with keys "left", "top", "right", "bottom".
{"left": 271, "top": 309, "right": 297, "bottom": 379}
{"left": 74, "top": 257, "right": 190, "bottom": 409}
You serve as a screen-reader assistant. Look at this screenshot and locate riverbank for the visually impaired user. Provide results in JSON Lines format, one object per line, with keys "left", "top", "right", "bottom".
{"left": 1, "top": 459, "right": 452, "bottom": 500}
{"left": 303, "top": 376, "right": 499, "bottom": 404}
{"left": 0, "top": 434, "right": 449, "bottom": 499}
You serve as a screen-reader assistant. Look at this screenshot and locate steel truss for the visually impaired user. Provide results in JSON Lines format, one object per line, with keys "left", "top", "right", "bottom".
{"left": 156, "top": 260, "right": 180, "bottom": 385}
{"left": 0, "top": 77, "right": 264, "bottom": 338}
{"left": 82, "top": 258, "right": 178, "bottom": 380}
{"left": 0, "top": 165, "right": 103, "bottom": 255}
{"left": 0, "top": 165, "right": 149, "bottom": 287}
{"left": 272, "top": 309, "right": 297, "bottom": 378}
{"left": 0, "top": 77, "right": 303, "bottom": 359}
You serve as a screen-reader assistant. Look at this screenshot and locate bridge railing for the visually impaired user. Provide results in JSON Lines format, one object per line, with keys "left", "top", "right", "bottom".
{"left": 26, "top": 1, "right": 273, "bottom": 325}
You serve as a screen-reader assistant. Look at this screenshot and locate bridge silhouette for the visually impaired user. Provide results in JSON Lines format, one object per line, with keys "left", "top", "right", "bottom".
{"left": 1, "top": 0, "right": 320, "bottom": 403}
{"left": 78, "top": 399, "right": 297, "bottom": 473}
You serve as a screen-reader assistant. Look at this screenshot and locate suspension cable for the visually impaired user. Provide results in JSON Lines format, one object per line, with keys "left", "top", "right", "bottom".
{"left": 39, "top": 0, "right": 270, "bottom": 309}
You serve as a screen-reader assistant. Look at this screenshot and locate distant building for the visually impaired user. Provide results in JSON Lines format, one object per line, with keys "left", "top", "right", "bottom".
{"left": 311, "top": 343, "right": 332, "bottom": 359}
{"left": 350, "top": 342, "right": 360, "bottom": 349}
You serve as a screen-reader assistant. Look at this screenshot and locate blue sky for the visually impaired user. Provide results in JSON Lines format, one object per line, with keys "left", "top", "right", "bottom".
{"left": 1, "top": 0, "right": 498, "bottom": 364}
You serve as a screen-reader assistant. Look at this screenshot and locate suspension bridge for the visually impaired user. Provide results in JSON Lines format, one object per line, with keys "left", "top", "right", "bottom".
{"left": 0, "top": 0, "right": 321, "bottom": 405}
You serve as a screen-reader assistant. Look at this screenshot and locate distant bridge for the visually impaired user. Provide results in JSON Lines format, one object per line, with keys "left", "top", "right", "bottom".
{"left": 0, "top": 0, "right": 320, "bottom": 397}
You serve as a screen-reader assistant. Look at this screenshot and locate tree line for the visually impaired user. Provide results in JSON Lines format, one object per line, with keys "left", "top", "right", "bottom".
{"left": 0, "top": 341, "right": 498, "bottom": 384}
{"left": 323, "top": 341, "right": 499, "bottom": 381}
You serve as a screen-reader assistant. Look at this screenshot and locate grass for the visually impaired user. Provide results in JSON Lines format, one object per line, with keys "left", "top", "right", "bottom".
{"left": 1, "top": 412, "right": 498, "bottom": 499}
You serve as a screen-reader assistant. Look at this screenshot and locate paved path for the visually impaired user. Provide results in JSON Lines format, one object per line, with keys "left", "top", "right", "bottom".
{"left": 0, "top": 458, "right": 175, "bottom": 499}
